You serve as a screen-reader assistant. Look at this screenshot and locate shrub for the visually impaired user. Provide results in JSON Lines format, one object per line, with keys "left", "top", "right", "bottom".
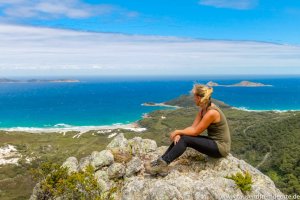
{"left": 31, "top": 162, "right": 117, "bottom": 200}
{"left": 225, "top": 171, "right": 253, "bottom": 194}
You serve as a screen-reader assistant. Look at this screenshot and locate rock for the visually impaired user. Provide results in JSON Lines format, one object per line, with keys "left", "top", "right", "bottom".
{"left": 127, "top": 137, "right": 157, "bottom": 156}
{"left": 146, "top": 180, "right": 183, "bottom": 200}
{"left": 107, "top": 133, "right": 128, "bottom": 150}
{"left": 121, "top": 151, "right": 287, "bottom": 200}
{"left": 107, "top": 163, "right": 126, "bottom": 179}
{"left": 110, "top": 148, "right": 133, "bottom": 163}
{"left": 94, "top": 170, "right": 109, "bottom": 182}
{"left": 29, "top": 182, "right": 41, "bottom": 200}
{"left": 32, "top": 136, "right": 287, "bottom": 200}
{"left": 107, "top": 133, "right": 157, "bottom": 157}
{"left": 164, "top": 176, "right": 195, "bottom": 200}
{"left": 78, "top": 156, "right": 91, "bottom": 172}
{"left": 125, "top": 157, "right": 143, "bottom": 177}
{"left": 122, "top": 179, "right": 146, "bottom": 200}
{"left": 61, "top": 157, "right": 78, "bottom": 174}
{"left": 94, "top": 170, "right": 117, "bottom": 192}
{"left": 90, "top": 150, "right": 114, "bottom": 170}
{"left": 96, "top": 178, "right": 108, "bottom": 192}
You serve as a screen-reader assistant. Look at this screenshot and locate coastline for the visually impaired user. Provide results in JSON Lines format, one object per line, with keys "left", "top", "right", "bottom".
{"left": 0, "top": 102, "right": 180, "bottom": 134}
{"left": 1, "top": 103, "right": 299, "bottom": 134}
{"left": 141, "top": 102, "right": 181, "bottom": 109}
{"left": 232, "top": 106, "right": 300, "bottom": 113}
{"left": 0, "top": 123, "right": 146, "bottom": 134}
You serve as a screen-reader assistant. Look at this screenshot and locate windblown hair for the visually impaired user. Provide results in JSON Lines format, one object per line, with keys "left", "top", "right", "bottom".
{"left": 191, "top": 84, "right": 213, "bottom": 107}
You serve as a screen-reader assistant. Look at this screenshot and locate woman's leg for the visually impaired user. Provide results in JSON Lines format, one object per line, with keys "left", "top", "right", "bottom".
{"left": 162, "top": 135, "right": 222, "bottom": 164}
{"left": 161, "top": 142, "right": 175, "bottom": 158}
{"left": 161, "top": 136, "right": 211, "bottom": 158}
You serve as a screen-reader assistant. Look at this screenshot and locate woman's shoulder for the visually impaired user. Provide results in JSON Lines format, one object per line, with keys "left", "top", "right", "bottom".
{"left": 208, "top": 103, "right": 219, "bottom": 111}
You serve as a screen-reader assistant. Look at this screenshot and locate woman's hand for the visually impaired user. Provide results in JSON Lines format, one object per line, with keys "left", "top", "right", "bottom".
{"left": 170, "top": 130, "right": 179, "bottom": 141}
{"left": 174, "top": 135, "right": 181, "bottom": 145}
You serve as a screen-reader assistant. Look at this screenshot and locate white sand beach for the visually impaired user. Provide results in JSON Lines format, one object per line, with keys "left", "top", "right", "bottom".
{"left": 0, "top": 123, "right": 147, "bottom": 135}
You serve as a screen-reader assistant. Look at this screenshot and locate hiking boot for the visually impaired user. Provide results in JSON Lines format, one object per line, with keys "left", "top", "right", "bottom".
{"left": 145, "top": 157, "right": 169, "bottom": 177}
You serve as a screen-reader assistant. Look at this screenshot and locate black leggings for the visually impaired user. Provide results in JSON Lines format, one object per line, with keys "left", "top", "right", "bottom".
{"left": 162, "top": 135, "right": 223, "bottom": 164}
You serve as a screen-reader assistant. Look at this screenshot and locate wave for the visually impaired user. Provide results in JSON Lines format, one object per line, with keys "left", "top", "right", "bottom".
{"left": 0, "top": 123, "right": 147, "bottom": 134}
{"left": 232, "top": 107, "right": 299, "bottom": 112}
{"left": 53, "top": 123, "right": 73, "bottom": 128}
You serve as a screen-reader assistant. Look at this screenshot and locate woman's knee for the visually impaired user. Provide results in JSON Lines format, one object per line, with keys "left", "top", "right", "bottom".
{"left": 178, "top": 135, "right": 186, "bottom": 143}
{"left": 180, "top": 135, "right": 193, "bottom": 143}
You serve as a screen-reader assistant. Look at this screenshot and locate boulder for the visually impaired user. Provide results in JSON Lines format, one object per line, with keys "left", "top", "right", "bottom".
{"left": 90, "top": 150, "right": 114, "bottom": 170}
{"left": 107, "top": 163, "right": 126, "bottom": 179}
{"left": 61, "top": 157, "right": 78, "bottom": 174}
{"left": 127, "top": 137, "right": 157, "bottom": 156}
{"left": 107, "top": 133, "right": 128, "bottom": 150}
{"left": 125, "top": 157, "right": 143, "bottom": 177}
{"left": 78, "top": 156, "right": 91, "bottom": 172}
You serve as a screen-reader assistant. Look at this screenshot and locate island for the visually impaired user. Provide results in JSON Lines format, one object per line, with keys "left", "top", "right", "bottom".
{"left": 206, "top": 80, "right": 272, "bottom": 87}
{"left": 27, "top": 79, "right": 80, "bottom": 83}
{"left": 0, "top": 78, "right": 20, "bottom": 83}
{"left": 206, "top": 81, "right": 219, "bottom": 86}
{"left": 0, "top": 78, "right": 80, "bottom": 83}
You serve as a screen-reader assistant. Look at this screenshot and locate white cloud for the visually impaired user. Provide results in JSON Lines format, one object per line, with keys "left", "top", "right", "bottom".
{"left": 0, "top": 0, "right": 124, "bottom": 19}
{"left": 0, "top": 24, "right": 299, "bottom": 76}
{"left": 199, "top": 0, "right": 258, "bottom": 10}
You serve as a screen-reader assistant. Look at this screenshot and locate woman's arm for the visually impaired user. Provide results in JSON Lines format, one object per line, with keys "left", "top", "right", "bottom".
{"left": 191, "top": 110, "right": 202, "bottom": 128}
{"left": 169, "top": 111, "right": 201, "bottom": 141}
{"left": 170, "top": 110, "right": 217, "bottom": 139}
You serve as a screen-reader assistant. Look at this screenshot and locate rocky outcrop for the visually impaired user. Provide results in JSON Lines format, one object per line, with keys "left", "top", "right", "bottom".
{"left": 31, "top": 133, "right": 287, "bottom": 200}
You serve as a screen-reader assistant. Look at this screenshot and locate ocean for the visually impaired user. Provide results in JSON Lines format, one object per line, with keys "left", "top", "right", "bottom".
{"left": 0, "top": 75, "right": 299, "bottom": 129}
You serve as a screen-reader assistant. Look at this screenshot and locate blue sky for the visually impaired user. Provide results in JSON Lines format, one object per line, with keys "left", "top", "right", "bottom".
{"left": 0, "top": 0, "right": 299, "bottom": 76}
{"left": 1, "top": 0, "right": 299, "bottom": 44}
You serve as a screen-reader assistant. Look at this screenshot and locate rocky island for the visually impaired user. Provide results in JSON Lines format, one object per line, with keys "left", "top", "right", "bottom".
{"left": 206, "top": 81, "right": 272, "bottom": 87}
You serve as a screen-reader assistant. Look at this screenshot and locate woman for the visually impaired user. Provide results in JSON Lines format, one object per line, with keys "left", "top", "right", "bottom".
{"left": 145, "top": 84, "right": 231, "bottom": 176}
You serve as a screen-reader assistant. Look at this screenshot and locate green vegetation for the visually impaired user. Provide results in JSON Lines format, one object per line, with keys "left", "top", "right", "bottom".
{"left": 225, "top": 171, "right": 253, "bottom": 194}
{"left": 0, "top": 130, "right": 131, "bottom": 200}
{"left": 31, "top": 162, "right": 117, "bottom": 200}
{"left": 0, "top": 94, "right": 299, "bottom": 198}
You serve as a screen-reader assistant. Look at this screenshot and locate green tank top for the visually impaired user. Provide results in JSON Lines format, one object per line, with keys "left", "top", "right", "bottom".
{"left": 206, "top": 105, "right": 231, "bottom": 157}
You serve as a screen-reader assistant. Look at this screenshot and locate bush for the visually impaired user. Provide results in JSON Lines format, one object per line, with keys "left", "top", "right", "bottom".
{"left": 225, "top": 171, "right": 253, "bottom": 194}
{"left": 30, "top": 162, "right": 117, "bottom": 200}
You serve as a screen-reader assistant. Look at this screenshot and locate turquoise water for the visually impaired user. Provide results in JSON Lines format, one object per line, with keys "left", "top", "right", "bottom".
{"left": 0, "top": 75, "right": 299, "bottom": 128}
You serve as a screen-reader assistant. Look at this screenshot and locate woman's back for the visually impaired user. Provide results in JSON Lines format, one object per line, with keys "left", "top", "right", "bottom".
{"left": 206, "top": 105, "right": 231, "bottom": 157}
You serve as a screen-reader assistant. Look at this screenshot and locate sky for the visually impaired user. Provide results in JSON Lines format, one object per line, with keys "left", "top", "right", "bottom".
{"left": 0, "top": 0, "right": 300, "bottom": 76}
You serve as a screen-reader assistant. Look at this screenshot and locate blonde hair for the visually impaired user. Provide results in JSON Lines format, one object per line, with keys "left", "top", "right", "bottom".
{"left": 191, "top": 84, "right": 213, "bottom": 106}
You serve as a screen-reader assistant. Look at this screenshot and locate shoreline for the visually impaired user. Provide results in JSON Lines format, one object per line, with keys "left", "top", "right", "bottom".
{"left": 0, "top": 105, "right": 299, "bottom": 133}
{"left": 141, "top": 102, "right": 181, "bottom": 109}
{"left": 232, "top": 106, "right": 300, "bottom": 113}
{"left": 0, "top": 123, "right": 146, "bottom": 134}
